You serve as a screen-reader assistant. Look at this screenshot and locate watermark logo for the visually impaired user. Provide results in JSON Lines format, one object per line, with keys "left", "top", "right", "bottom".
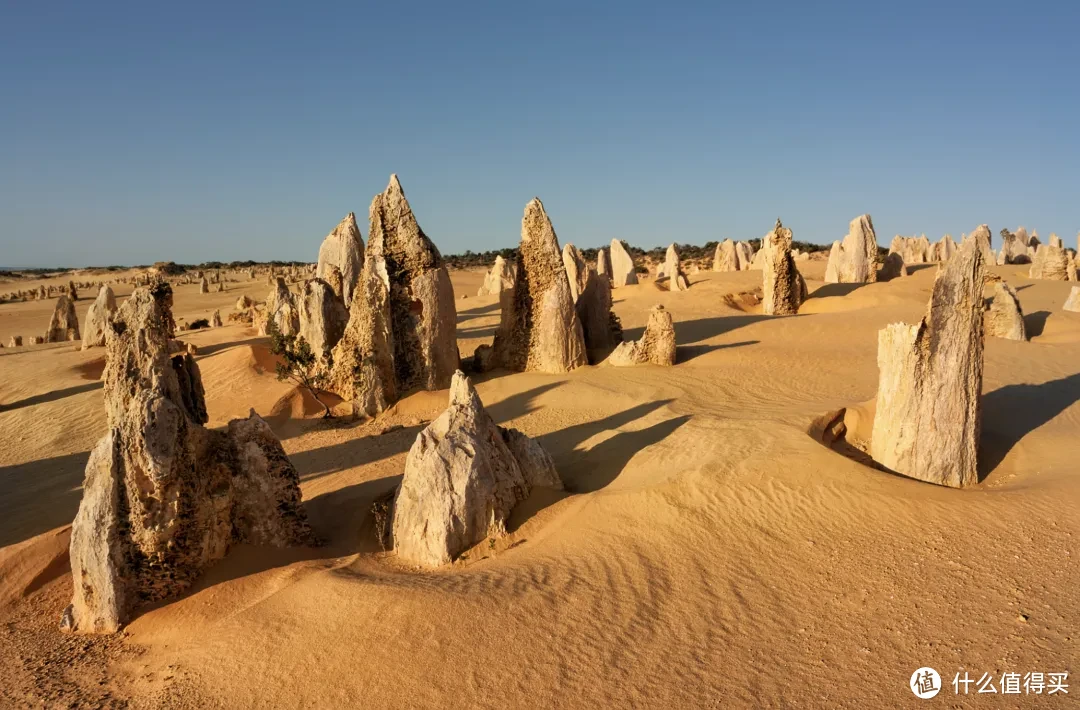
{"left": 910, "top": 667, "right": 942, "bottom": 699}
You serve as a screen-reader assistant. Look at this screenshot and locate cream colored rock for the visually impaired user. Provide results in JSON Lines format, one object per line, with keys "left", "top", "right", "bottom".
{"left": 984, "top": 281, "right": 1026, "bottom": 341}
{"left": 1063, "top": 286, "right": 1080, "bottom": 313}
{"left": 735, "top": 241, "right": 755, "bottom": 271}
{"left": 391, "top": 371, "right": 562, "bottom": 567}
{"left": 562, "top": 243, "right": 590, "bottom": 302}
{"left": 477, "top": 255, "right": 516, "bottom": 297}
{"left": 998, "top": 229, "right": 1031, "bottom": 264}
{"left": 1029, "top": 243, "right": 1077, "bottom": 281}
{"left": 260, "top": 277, "right": 300, "bottom": 336}
{"left": 609, "top": 239, "right": 638, "bottom": 286}
{"left": 492, "top": 199, "right": 587, "bottom": 374}
{"left": 45, "top": 294, "right": 80, "bottom": 343}
{"left": 329, "top": 175, "right": 459, "bottom": 416}
{"left": 823, "top": 241, "right": 841, "bottom": 283}
{"left": 713, "top": 239, "right": 739, "bottom": 272}
{"left": 8, "top": 336, "right": 22, "bottom": 347}
{"left": 81, "top": 285, "right": 117, "bottom": 349}
{"left": 317, "top": 212, "right": 365, "bottom": 307}
{"left": 62, "top": 284, "right": 312, "bottom": 634}
{"left": 963, "top": 224, "right": 995, "bottom": 265}
{"left": 870, "top": 239, "right": 985, "bottom": 488}
{"left": 761, "top": 219, "right": 807, "bottom": 315}
{"left": 1049, "top": 233, "right": 1063, "bottom": 249}
{"left": 659, "top": 244, "right": 689, "bottom": 291}
{"left": 299, "top": 278, "right": 347, "bottom": 362}
{"left": 235, "top": 294, "right": 253, "bottom": 310}
{"left": 935, "top": 234, "right": 958, "bottom": 262}
{"left": 596, "top": 248, "right": 613, "bottom": 283}
{"left": 199, "top": 276, "right": 209, "bottom": 294}
{"left": 576, "top": 266, "right": 622, "bottom": 357}
{"left": 608, "top": 305, "right": 675, "bottom": 366}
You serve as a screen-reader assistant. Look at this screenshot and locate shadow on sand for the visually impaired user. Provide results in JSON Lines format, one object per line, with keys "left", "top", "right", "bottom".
{"left": 806, "top": 282, "right": 869, "bottom": 300}
{"left": 0, "top": 450, "right": 90, "bottom": 548}
{"left": 0, "top": 381, "right": 103, "bottom": 414}
{"left": 1023, "top": 310, "right": 1051, "bottom": 338}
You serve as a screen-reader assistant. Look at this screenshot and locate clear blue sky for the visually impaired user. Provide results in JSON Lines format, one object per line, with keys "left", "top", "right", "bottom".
{"left": 1, "top": 1, "right": 1077, "bottom": 267}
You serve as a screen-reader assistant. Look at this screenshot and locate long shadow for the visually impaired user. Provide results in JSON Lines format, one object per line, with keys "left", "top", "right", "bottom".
{"left": 677, "top": 340, "right": 758, "bottom": 363}
{"left": 456, "top": 301, "right": 501, "bottom": 323}
{"left": 906, "top": 263, "right": 937, "bottom": 274}
{"left": 1014, "top": 284, "right": 1033, "bottom": 292}
{"left": 806, "top": 282, "right": 869, "bottom": 300}
{"left": 1024, "top": 310, "right": 1050, "bottom": 338}
{"left": 0, "top": 450, "right": 90, "bottom": 548}
{"left": 457, "top": 324, "right": 498, "bottom": 339}
{"left": 980, "top": 373, "right": 1080, "bottom": 479}
{"left": 0, "top": 381, "right": 103, "bottom": 413}
{"left": 676, "top": 314, "right": 779, "bottom": 345}
{"left": 196, "top": 337, "right": 268, "bottom": 358}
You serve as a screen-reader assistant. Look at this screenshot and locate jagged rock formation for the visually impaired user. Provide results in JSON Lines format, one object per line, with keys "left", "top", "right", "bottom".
{"left": 81, "top": 286, "right": 117, "bottom": 349}
{"left": 596, "top": 248, "right": 613, "bottom": 283}
{"left": 491, "top": 200, "right": 586, "bottom": 374}
{"left": 45, "top": 294, "right": 80, "bottom": 343}
{"left": 198, "top": 277, "right": 209, "bottom": 294}
{"left": 299, "top": 278, "right": 347, "bottom": 363}
{"left": 608, "top": 305, "right": 675, "bottom": 366}
{"left": 825, "top": 215, "right": 879, "bottom": 284}
{"left": 329, "top": 175, "right": 459, "bottom": 416}
{"left": 713, "top": 240, "right": 739, "bottom": 272}
{"left": 735, "top": 242, "right": 754, "bottom": 271}
{"left": 1029, "top": 244, "right": 1077, "bottom": 281}
{"left": 211, "top": 309, "right": 223, "bottom": 328}
{"left": 870, "top": 240, "right": 985, "bottom": 488}
{"left": 9, "top": 336, "right": 22, "bottom": 347}
{"left": 477, "top": 255, "right": 516, "bottom": 297}
{"left": 1064, "top": 287, "right": 1080, "bottom": 313}
{"left": 235, "top": 294, "right": 253, "bottom": 311}
{"left": 658, "top": 244, "right": 689, "bottom": 291}
{"left": 576, "top": 265, "right": 622, "bottom": 357}
{"left": 391, "top": 371, "right": 562, "bottom": 567}
{"left": 61, "top": 284, "right": 312, "bottom": 634}
{"left": 562, "top": 244, "right": 590, "bottom": 302}
{"left": 609, "top": 239, "right": 638, "bottom": 286}
{"left": 823, "top": 241, "right": 842, "bottom": 283}
{"left": 68, "top": 281, "right": 79, "bottom": 301}
{"left": 260, "top": 277, "right": 300, "bottom": 336}
{"left": 984, "top": 281, "right": 1026, "bottom": 341}
{"left": 934, "top": 234, "right": 958, "bottom": 262}
{"left": 880, "top": 252, "right": 907, "bottom": 281}
{"left": 317, "top": 213, "right": 365, "bottom": 307}
{"left": 998, "top": 229, "right": 1031, "bottom": 264}
{"left": 761, "top": 219, "right": 807, "bottom": 315}
{"left": 963, "top": 225, "right": 995, "bottom": 265}
{"left": 889, "top": 235, "right": 932, "bottom": 265}
{"left": 1049, "top": 233, "right": 1064, "bottom": 249}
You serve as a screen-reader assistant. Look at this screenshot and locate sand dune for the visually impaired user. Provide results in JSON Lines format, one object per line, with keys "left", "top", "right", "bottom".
{"left": 0, "top": 265, "right": 1077, "bottom": 707}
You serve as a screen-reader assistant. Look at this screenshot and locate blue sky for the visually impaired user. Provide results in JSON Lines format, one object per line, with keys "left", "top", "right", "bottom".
{"left": 1, "top": 1, "right": 1077, "bottom": 266}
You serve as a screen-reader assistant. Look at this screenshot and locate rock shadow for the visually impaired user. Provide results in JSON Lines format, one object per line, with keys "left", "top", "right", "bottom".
{"left": 980, "top": 373, "right": 1080, "bottom": 478}
{"left": 0, "top": 450, "right": 90, "bottom": 548}
{"left": 806, "top": 283, "right": 869, "bottom": 300}
{"left": 623, "top": 314, "right": 773, "bottom": 345}
{"left": 0, "top": 381, "right": 103, "bottom": 414}
{"left": 1023, "top": 310, "right": 1051, "bottom": 338}
{"left": 677, "top": 340, "right": 758, "bottom": 363}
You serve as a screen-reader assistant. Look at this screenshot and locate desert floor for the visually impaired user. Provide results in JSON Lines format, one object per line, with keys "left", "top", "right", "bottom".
{"left": 0, "top": 263, "right": 1076, "bottom": 708}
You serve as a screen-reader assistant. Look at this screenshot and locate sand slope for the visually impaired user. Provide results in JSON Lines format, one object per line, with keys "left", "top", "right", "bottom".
{"left": 0, "top": 265, "right": 1076, "bottom": 707}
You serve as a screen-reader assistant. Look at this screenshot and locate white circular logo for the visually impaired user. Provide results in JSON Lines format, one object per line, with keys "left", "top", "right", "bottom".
{"left": 910, "top": 667, "right": 941, "bottom": 699}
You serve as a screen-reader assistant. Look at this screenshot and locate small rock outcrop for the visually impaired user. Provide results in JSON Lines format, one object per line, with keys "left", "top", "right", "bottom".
{"left": 934, "top": 234, "right": 958, "bottom": 262}
{"left": 316, "top": 213, "right": 365, "bottom": 307}
{"left": 1064, "top": 286, "right": 1080, "bottom": 313}
{"left": 81, "top": 286, "right": 117, "bottom": 349}
{"left": 735, "top": 242, "right": 755, "bottom": 271}
{"left": 761, "top": 219, "right": 807, "bottom": 315}
{"left": 211, "top": 309, "right": 223, "bottom": 328}
{"left": 329, "top": 175, "right": 459, "bottom": 416}
{"left": 870, "top": 239, "right": 985, "bottom": 488}
{"left": 62, "top": 284, "right": 312, "bottom": 634}
{"left": 658, "top": 244, "right": 689, "bottom": 291}
{"left": 68, "top": 281, "right": 79, "bottom": 301}
{"left": 562, "top": 244, "right": 590, "bottom": 302}
{"left": 391, "top": 371, "right": 562, "bottom": 567}
{"left": 299, "top": 278, "right": 347, "bottom": 363}
{"left": 9, "top": 336, "right": 22, "bottom": 347}
{"left": 889, "top": 235, "right": 931, "bottom": 265}
{"left": 826, "top": 215, "right": 879, "bottom": 284}
{"left": 260, "top": 277, "right": 300, "bottom": 336}
{"left": 998, "top": 229, "right": 1031, "bottom": 264}
{"left": 596, "top": 248, "right": 613, "bottom": 283}
{"left": 492, "top": 199, "right": 587, "bottom": 374}
{"left": 879, "top": 252, "right": 907, "bottom": 281}
{"left": 963, "top": 225, "right": 995, "bottom": 265}
{"left": 823, "top": 241, "right": 842, "bottom": 282}
{"left": 45, "top": 294, "right": 80, "bottom": 343}
{"left": 576, "top": 266, "right": 622, "bottom": 357}
{"left": 477, "top": 255, "right": 516, "bottom": 297}
{"left": 984, "top": 281, "right": 1026, "bottom": 341}
{"left": 713, "top": 240, "right": 739, "bottom": 272}
{"left": 607, "top": 305, "right": 675, "bottom": 366}
{"left": 198, "top": 277, "right": 209, "bottom": 294}
{"left": 235, "top": 294, "right": 253, "bottom": 311}
{"left": 609, "top": 239, "right": 638, "bottom": 286}
{"left": 1029, "top": 243, "right": 1077, "bottom": 281}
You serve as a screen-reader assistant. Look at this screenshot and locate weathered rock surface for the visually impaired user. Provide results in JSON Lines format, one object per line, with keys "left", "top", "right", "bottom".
{"left": 713, "top": 239, "right": 739, "bottom": 272}
{"left": 880, "top": 252, "right": 908, "bottom": 281}
{"left": 826, "top": 215, "right": 879, "bottom": 283}
{"left": 998, "top": 229, "right": 1031, "bottom": 264}
{"left": 260, "top": 277, "right": 300, "bottom": 336}
{"left": 562, "top": 243, "right": 590, "bottom": 302}
{"left": 329, "top": 175, "right": 459, "bottom": 416}
{"left": 889, "top": 235, "right": 931, "bottom": 265}
{"left": 198, "top": 277, "right": 209, "bottom": 294}
{"left": 1029, "top": 243, "right": 1077, "bottom": 281}
{"left": 596, "top": 248, "right": 613, "bottom": 283}
{"left": 984, "top": 281, "right": 1026, "bottom": 341}
{"left": 576, "top": 266, "right": 622, "bottom": 357}
{"left": 963, "top": 224, "right": 995, "bottom": 265}
{"left": 477, "top": 255, "right": 516, "bottom": 297}
{"left": 492, "top": 199, "right": 587, "bottom": 374}
{"left": 210, "top": 309, "right": 223, "bottom": 328}
{"left": 609, "top": 239, "right": 638, "bottom": 286}
{"left": 235, "top": 294, "right": 253, "bottom": 311}
{"left": 608, "top": 305, "right": 675, "bottom": 366}
{"left": 761, "top": 219, "right": 807, "bottom": 315}
{"left": 1049, "top": 233, "right": 1064, "bottom": 249}
{"left": 1064, "top": 286, "right": 1080, "bottom": 313}
{"left": 317, "top": 212, "right": 365, "bottom": 307}
{"left": 823, "top": 241, "right": 842, "bottom": 283}
{"left": 9, "top": 336, "right": 22, "bottom": 348}
{"left": 658, "top": 244, "right": 689, "bottom": 291}
{"left": 390, "top": 371, "right": 562, "bottom": 567}
{"left": 934, "top": 234, "right": 958, "bottom": 262}
{"left": 68, "top": 281, "right": 79, "bottom": 301}
{"left": 870, "top": 239, "right": 985, "bottom": 488}
{"left": 299, "top": 278, "right": 347, "bottom": 362}
{"left": 62, "top": 284, "right": 312, "bottom": 634}
{"left": 735, "top": 242, "right": 755, "bottom": 271}
{"left": 45, "top": 294, "right": 80, "bottom": 343}
{"left": 81, "top": 285, "right": 117, "bottom": 349}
